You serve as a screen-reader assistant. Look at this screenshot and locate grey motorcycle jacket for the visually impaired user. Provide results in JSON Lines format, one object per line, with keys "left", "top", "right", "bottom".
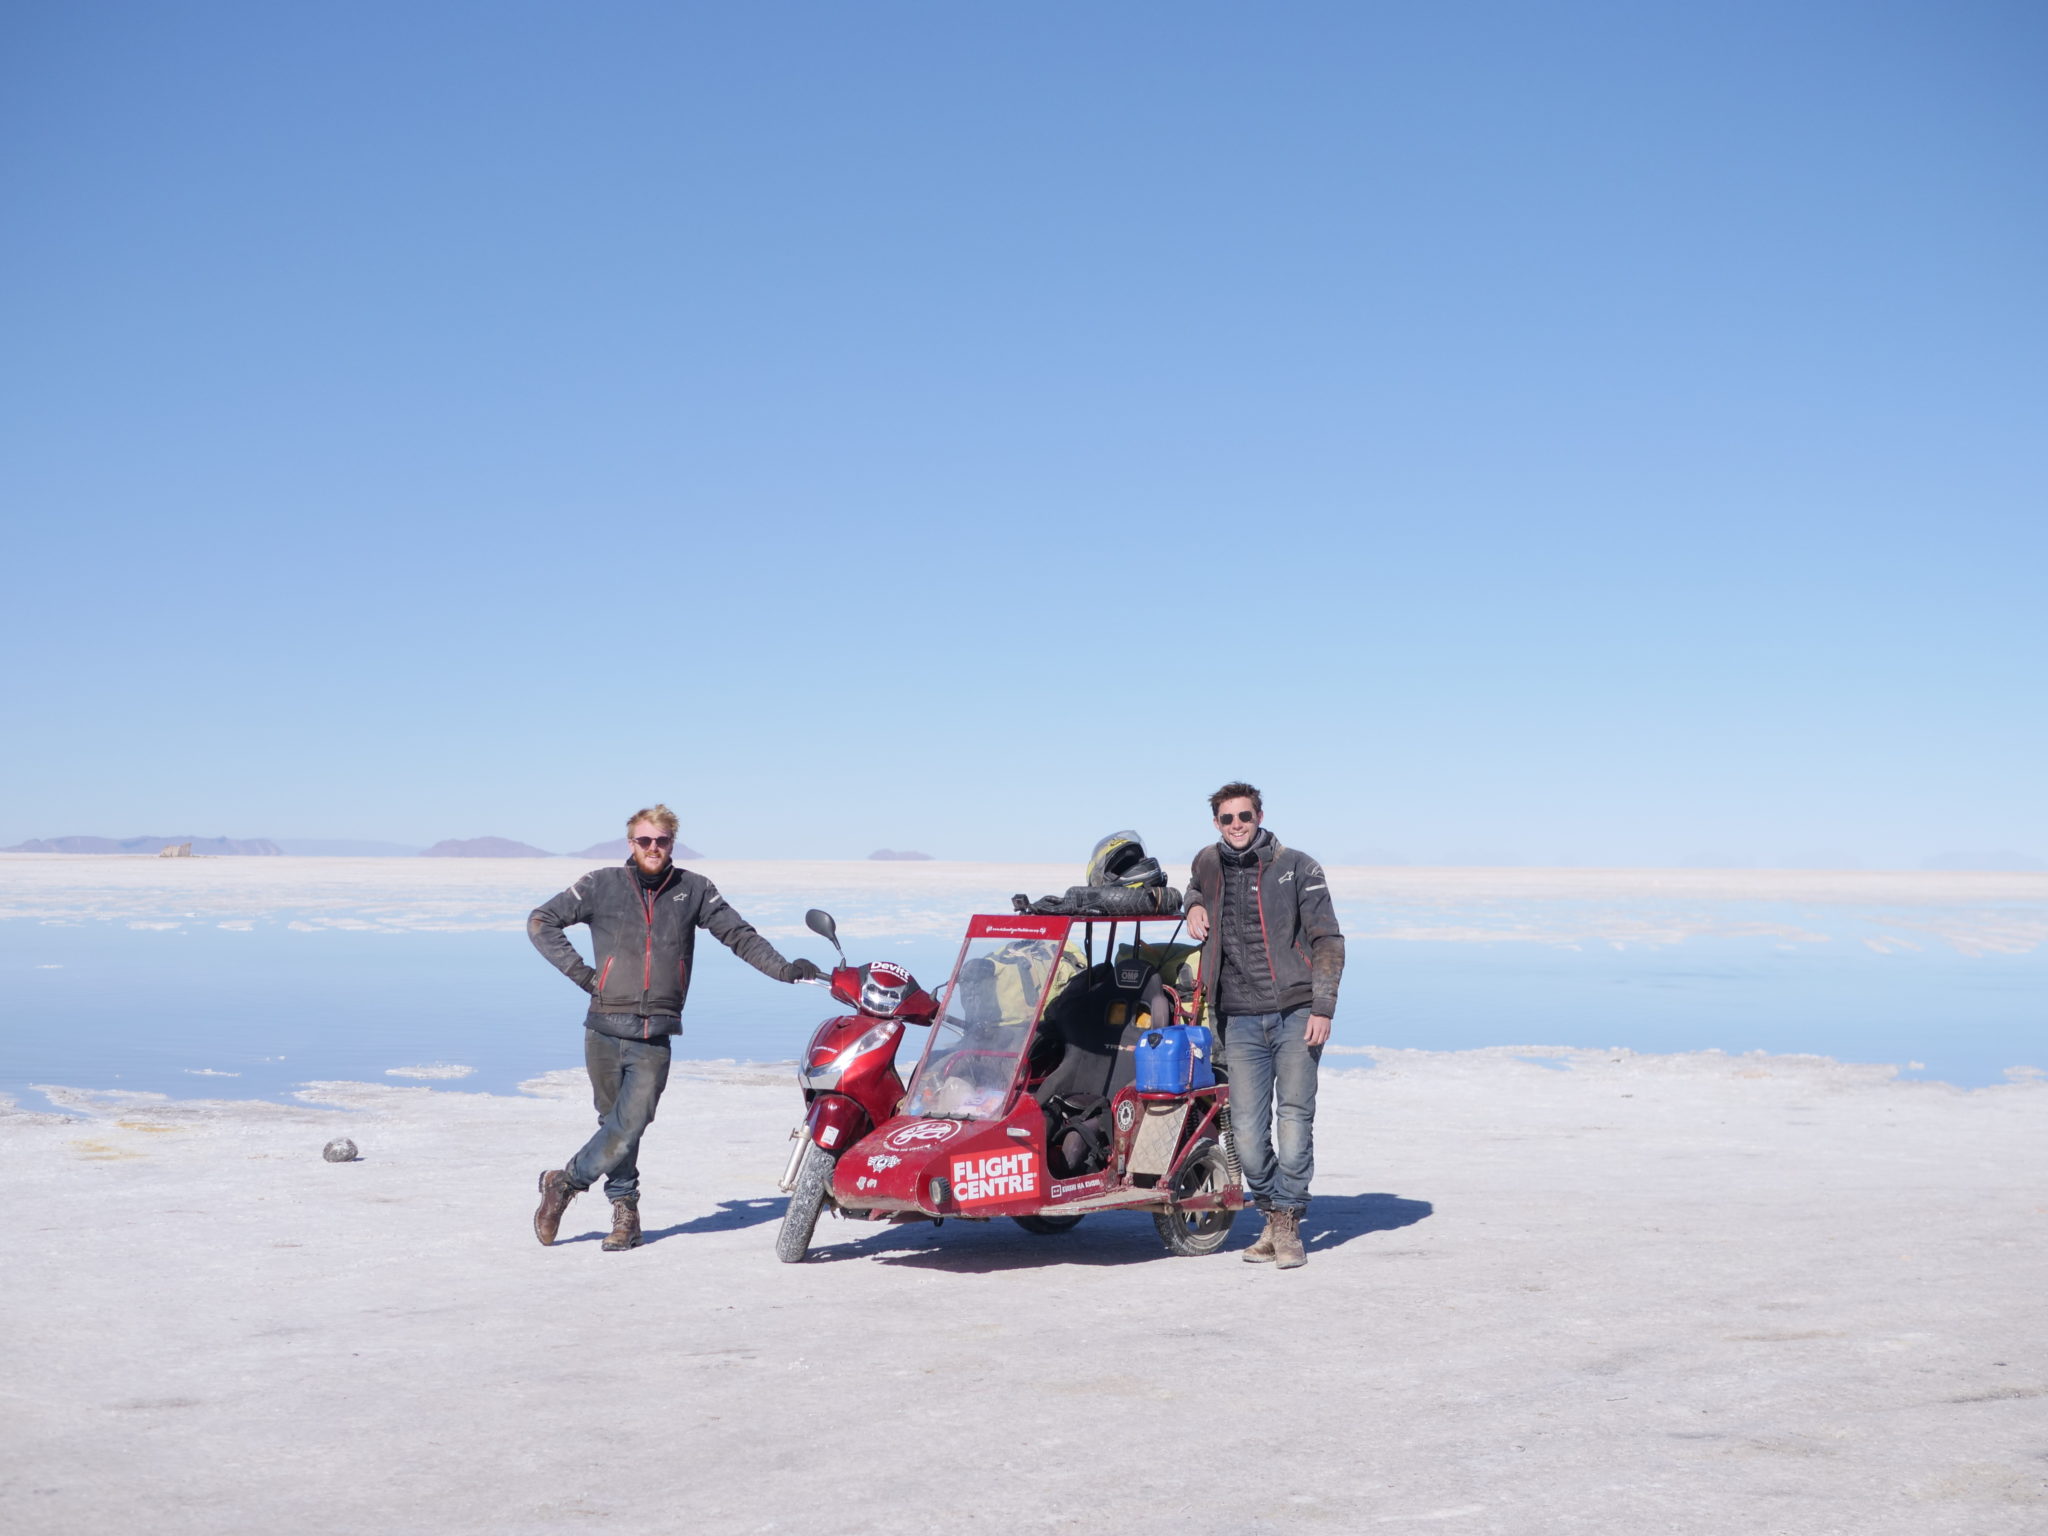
{"left": 528, "top": 862, "right": 797, "bottom": 1040}
{"left": 1185, "top": 833, "right": 1345, "bottom": 1020}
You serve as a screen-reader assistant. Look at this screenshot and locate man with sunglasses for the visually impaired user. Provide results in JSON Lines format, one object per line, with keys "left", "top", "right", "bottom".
{"left": 526, "top": 803, "right": 820, "bottom": 1250}
{"left": 1184, "top": 782, "right": 1345, "bottom": 1270}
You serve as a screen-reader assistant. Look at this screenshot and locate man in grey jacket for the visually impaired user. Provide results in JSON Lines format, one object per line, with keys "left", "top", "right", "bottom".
{"left": 527, "top": 803, "right": 818, "bottom": 1250}
{"left": 1185, "top": 781, "right": 1344, "bottom": 1269}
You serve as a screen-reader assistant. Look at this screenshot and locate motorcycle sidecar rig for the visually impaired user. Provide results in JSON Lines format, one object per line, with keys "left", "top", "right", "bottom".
{"left": 820, "top": 911, "right": 1243, "bottom": 1258}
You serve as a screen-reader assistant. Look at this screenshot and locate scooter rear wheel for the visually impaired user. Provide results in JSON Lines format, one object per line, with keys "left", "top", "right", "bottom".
{"left": 1154, "top": 1138, "right": 1236, "bottom": 1256}
{"left": 776, "top": 1142, "right": 835, "bottom": 1263}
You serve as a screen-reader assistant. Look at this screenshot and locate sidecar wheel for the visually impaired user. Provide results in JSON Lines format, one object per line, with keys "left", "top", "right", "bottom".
{"left": 1012, "top": 1213, "right": 1084, "bottom": 1235}
{"left": 1154, "top": 1138, "right": 1236, "bottom": 1257}
{"left": 776, "top": 1142, "right": 835, "bottom": 1263}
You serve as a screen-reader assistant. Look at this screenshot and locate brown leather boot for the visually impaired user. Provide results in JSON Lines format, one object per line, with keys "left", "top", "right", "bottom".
{"left": 1272, "top": 1208, "right": 1306, "bottom": 1269}
{"left": 1242, "top": 1211, "right": 1278, "bottom": 1263}
{"left": 601, "top": 1196, "right": 642, "bottom": 1251}
{"left": 533, "top": 1169, "right": 579, "bottom": 1246}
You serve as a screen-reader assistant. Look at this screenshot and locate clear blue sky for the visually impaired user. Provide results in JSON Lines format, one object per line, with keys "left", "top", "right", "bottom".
{"left": 3, "top": 3, "right": 2042, "bottom": 866}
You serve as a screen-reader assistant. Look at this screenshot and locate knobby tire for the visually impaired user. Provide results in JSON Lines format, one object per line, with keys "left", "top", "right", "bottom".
{"left": 776, "top": 1142, "right": 835, "bottom": 1263}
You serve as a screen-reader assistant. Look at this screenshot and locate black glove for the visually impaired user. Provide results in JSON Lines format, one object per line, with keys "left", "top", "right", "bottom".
{"left": 784, "top": 957, "right": 823, "bottom": 983}
{"left": 571, "top": 963, "right": 598, "bottom": 994}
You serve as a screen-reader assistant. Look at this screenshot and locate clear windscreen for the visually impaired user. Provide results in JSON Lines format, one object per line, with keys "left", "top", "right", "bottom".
{"left": 903, "top": 936, "right": 1069, "bottom": 1119}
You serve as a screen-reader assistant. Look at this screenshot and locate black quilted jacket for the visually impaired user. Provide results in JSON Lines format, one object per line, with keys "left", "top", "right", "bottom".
{"left": 1185, "top": 833, "right": 1345, "bottom": 1020}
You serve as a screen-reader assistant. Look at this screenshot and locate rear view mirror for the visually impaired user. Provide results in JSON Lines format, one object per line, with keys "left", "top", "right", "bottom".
{"left": 805, "top": 908, "right": 845, "bottom": 962}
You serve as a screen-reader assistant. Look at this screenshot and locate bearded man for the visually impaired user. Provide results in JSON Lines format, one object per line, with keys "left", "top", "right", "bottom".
{"left": 526, "top": 804, "right": 818, "bottom": 1250}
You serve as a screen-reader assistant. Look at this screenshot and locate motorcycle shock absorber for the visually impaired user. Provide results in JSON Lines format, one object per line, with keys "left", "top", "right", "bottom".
{"left": 1217, "top": 1103, "right": 1242, "bottom": 1183}
{"left": 777, "top": 1125, "right": 806, "bottom": 1192}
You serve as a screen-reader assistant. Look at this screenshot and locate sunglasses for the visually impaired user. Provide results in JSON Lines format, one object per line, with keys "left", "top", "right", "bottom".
{"left": 632, "top": 835, "right": 675, "bottom": 850}
{"left": 1216, "top": 811, "right": 1258, "bottom": 826}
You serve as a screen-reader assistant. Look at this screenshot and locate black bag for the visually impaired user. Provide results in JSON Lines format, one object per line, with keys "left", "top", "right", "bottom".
{"left": 1011, "top": 884, "right": 1184, "bottom": 917}
{"left": 1042, "top": 1091, "right": 1113, "bottom": 1177}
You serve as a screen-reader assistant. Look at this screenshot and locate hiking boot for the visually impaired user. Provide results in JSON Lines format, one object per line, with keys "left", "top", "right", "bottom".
{"left": 1272, "top": 1208, "right": 1306, "bottom": 1269}
{"left": 1242, "top": 1211, "right": 1278, "bottom": 1263}
{"left": 602, "top": 1196, "right": 643, "bottom": 1251}
{"left": 533, "top": 1169, "right": 579, "bottom": 1246}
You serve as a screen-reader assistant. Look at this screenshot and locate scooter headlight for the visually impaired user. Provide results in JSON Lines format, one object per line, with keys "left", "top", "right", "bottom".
{"left": 803, "top": 1022, "right": 896, "bottom": 1086}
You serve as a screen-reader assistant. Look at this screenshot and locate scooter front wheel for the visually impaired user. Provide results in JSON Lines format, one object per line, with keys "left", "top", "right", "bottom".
{"left": 776, "top": 1142, "right": 835, "bottom": 1263}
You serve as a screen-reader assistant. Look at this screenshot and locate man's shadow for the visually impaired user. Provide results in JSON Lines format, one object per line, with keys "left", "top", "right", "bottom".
{"left": 1287, "top": 1192, "right": 1433, "bottom": 1252}
{"left": 557, "top": 1197, "right": 788, "bottom": 1246}
{"left": 643, "top": 1198, "right": 787, "bottom": 1243}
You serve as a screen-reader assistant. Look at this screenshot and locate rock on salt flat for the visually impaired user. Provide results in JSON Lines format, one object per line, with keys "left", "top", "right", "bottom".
{"left": 2, "top": 1048, "right": 2043, "bottom": 1534}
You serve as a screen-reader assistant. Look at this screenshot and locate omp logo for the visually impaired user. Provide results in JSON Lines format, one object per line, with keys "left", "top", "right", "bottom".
{"left": 881, "top": 1119, "right": 962, "bottom": 1151}
{"left": 864, "top": 1153, "right": 903, "bottom": 1171}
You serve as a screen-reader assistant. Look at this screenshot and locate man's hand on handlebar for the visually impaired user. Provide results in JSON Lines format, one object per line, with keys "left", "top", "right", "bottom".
{"left": 783, "top": 957, "right": 823, "bottom": 984}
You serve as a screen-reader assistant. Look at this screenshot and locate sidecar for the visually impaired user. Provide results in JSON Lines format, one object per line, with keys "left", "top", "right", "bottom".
{"left": 827, "top": 911, "right": 1242, "bottom": 1256}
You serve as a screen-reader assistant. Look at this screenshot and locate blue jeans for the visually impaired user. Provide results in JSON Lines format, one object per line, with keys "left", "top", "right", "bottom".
{"left": 565, "top": 1029, "right": 672, "bottom": 1202}
{"left": 1224, "top": 1007, "right": 1321, "bottom": 1212}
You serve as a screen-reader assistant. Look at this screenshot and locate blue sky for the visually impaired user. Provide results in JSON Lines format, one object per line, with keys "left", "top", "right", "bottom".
{"left": 3, "top": 2, "right": 2042, "bottom": 866}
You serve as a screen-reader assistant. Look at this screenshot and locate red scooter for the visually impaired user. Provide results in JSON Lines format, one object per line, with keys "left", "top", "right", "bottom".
{"left": 776, "top": 909, "right": 939, "bottom": 1262}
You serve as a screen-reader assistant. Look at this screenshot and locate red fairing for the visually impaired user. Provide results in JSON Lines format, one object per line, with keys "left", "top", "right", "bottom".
{"left": 806, "top": 1093, "right": 871, "bottom": 1154}
{"left": 829, "top": 966, "right": 863, "bottom": 1008}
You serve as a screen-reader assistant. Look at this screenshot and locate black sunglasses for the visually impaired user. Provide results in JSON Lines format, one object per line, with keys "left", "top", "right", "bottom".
{"left": 1216, "top": 811, "right": 1257, "bottom": 826}
{"left": 632, "top": 835, "right": 674, "bottom": 850}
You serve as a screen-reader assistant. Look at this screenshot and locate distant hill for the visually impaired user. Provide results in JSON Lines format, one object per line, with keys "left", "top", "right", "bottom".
{"left": 420, "top": 837, "right": 554, "bottom": 858}
{"left": 573, "top": 838, "right": 703, "bottom": 860}
{"left": 868, "top": 849, "right": 933, "bottom": 861}
{"left": 4, "top": 835, "right": 283, "bottom": 856}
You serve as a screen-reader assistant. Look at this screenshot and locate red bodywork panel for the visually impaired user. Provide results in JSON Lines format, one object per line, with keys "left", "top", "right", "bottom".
{"left": 806, "top": 1092, "right": 871, "bottom": 1154}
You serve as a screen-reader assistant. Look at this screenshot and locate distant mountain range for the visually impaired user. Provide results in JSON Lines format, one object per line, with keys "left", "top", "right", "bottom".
{"left": 868, "top": 849, "right": 933, "bottom": 860}
{"left": 4, "top": 835, "right": 285, "bottom": 856}
{"left": 2, "top": 833, "right": 709, "bottom": 859}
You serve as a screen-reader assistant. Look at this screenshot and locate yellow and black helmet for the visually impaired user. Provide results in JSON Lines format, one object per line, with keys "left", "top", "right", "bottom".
{"left": 1086, "top": 830, "right": 1167, "bottom": 890}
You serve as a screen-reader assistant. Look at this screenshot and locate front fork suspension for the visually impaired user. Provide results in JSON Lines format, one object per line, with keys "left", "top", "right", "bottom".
{"left": 777, "top": 1124, "right": 807, "bottom": 1192}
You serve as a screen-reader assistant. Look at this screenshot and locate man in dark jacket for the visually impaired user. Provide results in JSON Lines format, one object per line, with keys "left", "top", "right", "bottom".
{"left": 526, "top": 803, "right": 819, "bottom": 1250}
{"left": 1185, "top": 781, "right": 1344, "bottom": 1270}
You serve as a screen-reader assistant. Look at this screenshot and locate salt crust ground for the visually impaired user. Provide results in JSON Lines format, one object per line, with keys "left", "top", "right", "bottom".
{"left": 3, "top": 1050, "right": 2043, "bottom": 1535}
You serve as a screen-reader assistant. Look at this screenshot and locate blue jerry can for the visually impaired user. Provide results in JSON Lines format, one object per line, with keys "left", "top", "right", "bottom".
{"left": 1133, "top": 1024, "right": 1216, "bottom": 1097}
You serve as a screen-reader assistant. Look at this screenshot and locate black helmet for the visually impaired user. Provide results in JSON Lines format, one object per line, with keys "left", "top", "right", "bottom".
{"left": 1086, "top": 830, "right": 1166, "bottom": 890}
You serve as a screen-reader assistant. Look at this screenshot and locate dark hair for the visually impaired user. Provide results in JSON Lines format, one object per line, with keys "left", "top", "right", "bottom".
{"left": 1209, "top": 781, "right": 1263, "bottom": 817}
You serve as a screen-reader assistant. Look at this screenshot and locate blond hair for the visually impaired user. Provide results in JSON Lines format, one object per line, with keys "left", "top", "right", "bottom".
{"left": 626, "top": 804, "right": 680, "bottom": 838}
